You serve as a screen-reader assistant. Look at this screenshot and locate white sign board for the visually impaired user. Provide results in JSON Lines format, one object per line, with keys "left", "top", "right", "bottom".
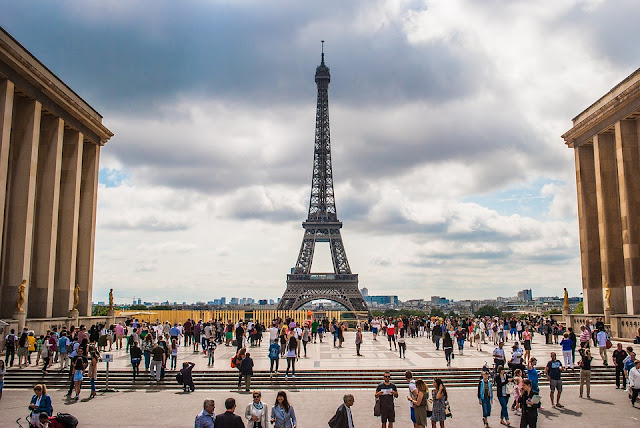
{"left": 103, "top": 354, "right": 113, "bottom": 363}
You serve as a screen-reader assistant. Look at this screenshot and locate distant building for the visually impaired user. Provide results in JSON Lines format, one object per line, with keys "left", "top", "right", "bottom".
{"left": 431, "top": 296, "right": 449, "bottom": 306}
{"left": 220, "top": 297, "right": 226, "bottom": 305}
{"left": 517, "top": 289, "right": 533, "bottom": 301}
{"left": 361, "top": 288, "right": 369, "bottom": 297}
{"left": 230, "top": 297, "right": 239, "bottom": 305}
{"left": 365, "top": 295, "right": 399, "bottom": 305}
{"left": 259, "top": 299, "right": 268, "bottom": 305}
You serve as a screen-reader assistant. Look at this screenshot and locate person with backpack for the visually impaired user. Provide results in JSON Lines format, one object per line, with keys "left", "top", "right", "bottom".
{"left": 207, "top": 338, "right": 217, "bottom": 367}
{"left": 268, "top": 340, "right": 280, "bottom": 376}
{"left": 239, "top": 352, "right": 254, "bottom": 392}
{"left": 4, "top": 329, "right": 16, "bottom": 367}
{"left": 328, "top": 394, "right": 355, "bottom": 428}
{"left": 58, "top": 332, "right": 70, "bottom": 371}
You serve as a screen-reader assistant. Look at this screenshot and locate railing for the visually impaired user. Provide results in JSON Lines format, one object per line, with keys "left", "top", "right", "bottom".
{"left": 287, "top": 274, "right": 358, "bottom": 281}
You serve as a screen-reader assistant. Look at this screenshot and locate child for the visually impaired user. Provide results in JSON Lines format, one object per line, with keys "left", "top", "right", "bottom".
{"left": 206, "top": 339, "right": 217, "bottom": 367}
{"left": 512, "top": 370, "right": 523, "bottom": 415}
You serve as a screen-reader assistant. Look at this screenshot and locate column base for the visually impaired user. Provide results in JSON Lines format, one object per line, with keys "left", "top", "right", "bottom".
{"left": 562, "top": 307, "right": 570, "bottom": 315}
{"left": 12, "top": 311, "right": 26, "bottom": 332}
{"left": 68, "top": 309, "right": 79, "bottom": 326}
{"left": 604, "top": 307, "right": 614, "bottom": 324}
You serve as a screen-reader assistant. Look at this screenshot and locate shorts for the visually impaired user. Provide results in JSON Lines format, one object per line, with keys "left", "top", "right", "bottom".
{"left": 380, "top": 404, "right": 395, "bottom": 423}
{"left": 550, "top": 378, "right": 562, "bottom": 392}
{"left": 73, "top": 370, "right": 83, "bottom": 382}
{"left": 226, "top": 332, "right": 233, "bottom": 340}
{"left": 524, "top": 340, "right": 531, "bottom": 350}
{"left": 372, "top": 327, "right": 379, "bottom": 334}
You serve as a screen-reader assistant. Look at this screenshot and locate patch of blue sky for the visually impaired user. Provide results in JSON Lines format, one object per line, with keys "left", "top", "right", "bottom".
{"left": 462, "top": 177, "right": 561, "bottom": 219}
{"left": 99, "top": 168, "right": 130, "bottom": 188}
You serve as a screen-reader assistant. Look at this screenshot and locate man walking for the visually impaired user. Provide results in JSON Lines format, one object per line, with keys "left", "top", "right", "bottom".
{"left": 150, "top": 342, "right": 165, "bottom": 382}
{"left": 328, "top": 394, "right": 355, "bottom": 428}
{"left": 630, "top": 360, "right": 640, "bottom": 407}
{"left": 596, "top": 328, "right": 609, "bottom": 366}
{"left": 195, "top": 399, "right": 216, "bottom": 428}
{"left": 405, "top": 370, "right": 418, "bottom": 427}
{"left": 518, "top": 379, "right": 540, "bottom": 427}
{"left": 613, "top": 343, "right": 628, "bottom": 389}
{"left": 493, "top": 342, "right": 506, "bottom": 371}
{"left": 375, "top": 371, "right": 398, "bottom": 428}
{"left": 239, "top": 352, "right": 253, "bottom": 392}
{"left": 214, "top": 398, "right": 245, "bottom": 427}
{"left": 545, "top": 352, "right": 564, "bottom": 408}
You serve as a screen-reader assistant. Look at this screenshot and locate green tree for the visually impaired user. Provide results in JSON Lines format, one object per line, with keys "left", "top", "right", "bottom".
{"left": 129, "top": 304, "right": 147, "bottom": 310}
{"left": 474, "top": 305, "right": 502, "bottom": 318}
{"left": 430, "top": 307, "right": 445, "bottom": 318}
{"left": 92, "top": 305, "right": 109, "bottom": 316}
{"left": 573, "top": 302, "right": 584, "bottom": 314}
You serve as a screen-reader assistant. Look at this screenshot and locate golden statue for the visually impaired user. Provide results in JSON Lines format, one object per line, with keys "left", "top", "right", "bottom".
{"left": 72, "top": 283, "right": 80, "bottom": 311}
{"left": 563, "top": 288, "right": 569, "bottom": 309}
{"left": 108, "top": 289, "right": 114, "bottom": 311}
{"left": 604, "top": 283, "right": 612, "bottom": 310}
{"left": 16, "top": 279, "right": 26, "bottom": 312}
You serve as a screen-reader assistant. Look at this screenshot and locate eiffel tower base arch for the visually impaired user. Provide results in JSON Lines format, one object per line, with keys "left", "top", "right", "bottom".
{"left": 278, "top": 274, "right": 368, "bottom": 312}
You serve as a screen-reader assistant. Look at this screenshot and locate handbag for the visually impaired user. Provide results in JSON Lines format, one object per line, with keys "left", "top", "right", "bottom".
{"left": 445, "top": 401, "right": 452, "bottom": 418}
{"left": 426, "top": 397, "right": 433, "bottom": 412}
{"left": 374, "top": 398, "right": 381, "bottom": 416}
{"left": 605, "top": 339, "right": 612, "bottom": 349}
{"left": 505, "top": 382, "right": 515, "bottom": 395}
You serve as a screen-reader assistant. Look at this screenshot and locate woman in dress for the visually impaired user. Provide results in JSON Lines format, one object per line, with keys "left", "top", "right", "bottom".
{"left": 431, "top": 377, "right": 448, "bottom": 428}
{"left": 408, "top": 378, "right": 429, "bottom": 428}
{"left": 270, "top": 390, "right": 297, "bottom": 428}
{"left": 17, "top": 332, "right": 29, "bottom": 368}
{"left": 245, "top": 390, "right": 268, "bottom": 428}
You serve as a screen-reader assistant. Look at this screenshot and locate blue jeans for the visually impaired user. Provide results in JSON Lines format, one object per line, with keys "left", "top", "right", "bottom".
{"left": 457, "top": 339, "right": 464, "bottom": 350}
{"left": 498, "top": 395, "right": 509, "bottom": 420}
{"left": 143, "top": 351, "right": 151, "bottom": 370}
{"left": 434, "top": 336, "right": 441, "bottom": 350}
{"left": 90, "top": 378, "right": 96, "bottom": 392}
{"left": 481, "top": 396, "right": 492, "bottom": 417}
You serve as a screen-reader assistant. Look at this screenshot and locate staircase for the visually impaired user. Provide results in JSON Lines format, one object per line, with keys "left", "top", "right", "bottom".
{"left": 2, "top": 366, "right": 616, "bottom": 390}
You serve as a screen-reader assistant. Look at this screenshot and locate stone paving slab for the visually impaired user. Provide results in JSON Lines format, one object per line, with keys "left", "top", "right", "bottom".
{"left": 1, "top": 385, "right": 638, "bottom": 427}
{"left": 8, "top": 332, "right": 634, "bottom": 373}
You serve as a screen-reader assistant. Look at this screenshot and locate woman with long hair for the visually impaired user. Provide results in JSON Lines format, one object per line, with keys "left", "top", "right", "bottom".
{"left": 285, "top": 336, "right": 297, "bottom": 378}
{"left": 408, "top": 378, "right": 430, "bottom": 428}
{"left": 88, "top": 348, "right": 99, "bottom": 398}
{"left": 72, "top": 349, "right": 87, "bottom": 400}
{"left": 17, "top": 332, "right": 29, "bottom": 368}
{"left": 431, "top": 377, "right": 448, "bottom": 428}
{"left": 28, "top": 384, "right": 53, "bottom": 426}
{"left": 495, "top": 365, "right": 511, "bottom": 426}
{"left": 398, "top": 328, "right": 407, "bottom": 359}
{"left": 442, "top": 332, "right": 454, "bottom": 367}
{"left": 579, "top": 349, "right": 593, "bottom": 398}
{"left": 270, "top": 390, "right": 297, "bottom": 428}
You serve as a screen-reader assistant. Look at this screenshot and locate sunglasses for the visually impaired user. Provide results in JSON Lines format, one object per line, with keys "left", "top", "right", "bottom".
{"left": 253, "top": 395, "right": 261, "bottom": 398}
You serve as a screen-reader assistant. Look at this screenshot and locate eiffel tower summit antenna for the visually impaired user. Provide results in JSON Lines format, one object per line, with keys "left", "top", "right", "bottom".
{"left": 277, "top": 44, "right": 369, "bottom": 313}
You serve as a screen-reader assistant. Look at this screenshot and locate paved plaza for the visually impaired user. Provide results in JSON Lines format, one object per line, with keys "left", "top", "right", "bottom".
{"left": 1, "top": 385, "right": 638, "bottom": 427}
{"left": 7, "top": 331, "right": 628, "bottom": 372}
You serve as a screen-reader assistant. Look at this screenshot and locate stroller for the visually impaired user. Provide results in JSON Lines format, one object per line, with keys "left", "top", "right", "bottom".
{"left": 17, "top": 412, "right": 78, "bottom": 428}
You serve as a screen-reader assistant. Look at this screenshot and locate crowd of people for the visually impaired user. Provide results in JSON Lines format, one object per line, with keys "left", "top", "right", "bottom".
{"left": 2, "top": 314, "right": 640, "bottom": 427}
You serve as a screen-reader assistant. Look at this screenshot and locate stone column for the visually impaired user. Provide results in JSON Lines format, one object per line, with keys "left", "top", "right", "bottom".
{"left": 53, "top": 130, "right": 83, "bottom": 317}
{"left": 0, "top": 80, "right": 14, "bottom": 265}
{"left": 615, "top": 119, "right": 640, "bottom": 315}
{"left": 29, "top": 116, "right": 64, "bottom": 318}
{"left": 0, "top": 98, "right": 41, "bottom": 318}
{"left": 593, "top": 132, "right": 626, "bottom": 314}
{"left": 76, "top": 142, "right": 100, "bottom": 316}
{"left": 575, "top": 144, "right": 603, "bottom": 314}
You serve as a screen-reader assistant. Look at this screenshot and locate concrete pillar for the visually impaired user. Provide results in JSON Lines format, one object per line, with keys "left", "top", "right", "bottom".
{"left": 615, "top": 119, "right": 640, "bottom": 315}
{"left": 76, "top": 142, "right": 100, "bottom": 316}
{"left": 593, "top": 133, "right": 626, "bottom": 314}
{"left": 53, "top": 130, "right": 83, "bottom": 317}
{"left": 575, "top": 144, "right": 603, "bottom": 314}
{"left": 0, "top": 80, "right": 14, "bottom": 265}
{"left": 0, "top": 98, "right": 41, "bottom": 318}
{"left": 29, "top": 116, "right": 64, "bottom": 318}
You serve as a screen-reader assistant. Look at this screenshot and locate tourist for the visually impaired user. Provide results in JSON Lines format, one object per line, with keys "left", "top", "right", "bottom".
{"left": 71, "top": 345, "right": 87, "bottom": 400}
{"left": 271, "top": 391, "right": 297, "bottom": 428}
{"left": 355, "top": 327, "right": 363, "bottom": 357}
{"left": 130, "top": 341, "right": 143, "bottom": 379}
{"left": 478, "top": 370, "right": 493, "bottom": 428}
{"left": 4, "top": 328, "right": 16, "bottom": 367}
{"left": 181, "top": 361, "right": 196, "bottom": 392}
{"left": 0, "top": 360, "right": 5, "bottom": 400}
{"left": 337, "top": 323, "right": 345, "bottom": 348}
{"left": 150, "top": 342, "right": 165, "bottom": 382}
{"left": 493, "top": 341, "right": 506, "bottom": 371}
{"left": 579, "top": 325, "right": 591, "bottom": 350}
{"left": 494, "top": 365, "right": 511, "bottom": 426}
{"left": 522, "top": 328, "right": 532, "bottom": 363}
{"left": 442, "top": 332, "right": 453, "bottom": 367}
{"left": 194, "top": 321, "right": 203, "bottom": 351}
{"left": 328, "top": 393, "right": 355, "bottom": 428}
{"left": 406, "top": 370, "right": 418, "bottom": 426}
{"left": 28, "top": 384, "right": 53, "bottom": 426}
{"left": 87, "top": 347, "right": 98, "bottom": 399}
{"left": 509, "top": 342, "right": 525, "bottom": 372}
{"left": 317, "top": 322, "right": 325, "bottom": 342}
{"left": 207, "top": 338, "right": 217, "bottom": 367}
{"left": 17, "top": 331, "right": 29, "bottom": 368}
{"left": 245, "top": 390, "right": 268, "bottom": 427}
{"left": 142, "top": 334, "right": 154, "bottom": 372}
{"left": 214, "top": 397, "right": 245, "bottom": 428}
{"left": 114, "top": 322, "right": 125, "bottom": 349}
{"left": 301, "top": 325, "right": 311, "bottom": 357}
{"left": 432, "top": 322, "right": 442, "bottom": 350}
{"left": 474, "top": 321, "right": 483, "bottom": 352}
{"left": 559, "top": 333, "right": 574, "bottom": 369}
{"left": 518, "top": 379, "right": 540, "bottom": 427}
{"left": 568, "top": 327, "right": 577, "bottom": 363}
{"left": 613, "top": 343, "right": 628, "bottom": 389}
{"left": 170, "top": 339, "right": 179, "bottom": 370}
{"left": 596, "top": 327, "right": 609, "bottom": 366}
{"left": 430, "top": 377, "right": 447, "bottom": 428}
{"left": 195, "top": 399, "right": 216, "bottom": 428}
{"left": 40, "top": 336, "right": 50, "bottom": 373}
{"left": 236, "top": 322, "right": 245, "bottom": 352}
{"left": 407, "top": 379, "right": 429, "bottom": 428}
{"left": 239, "top": 352, "right": 254, "bottom": 392}
{"left": 375, "top": 371, "right": 398, "bottom": 428}
{"left": 630, "top": 360, "right": 640, "bottom": 407}
{"left": 455, "top": 327, "right": 466, "bottom": 355}
{"left": 387, "top": 321, "right": 397, "bottom": 351}
{"left": 268, "top": 339, "right": 280, "bottom": 376}
{"left": 511, "top": 370, "right": 523, "bottom": 415}
{"left": 526, "top": 358, "right": 540, "bottom": 395}
{"left": 285, "top": 336, "right": 297, "bottom": 379}
{"left": 578, "top": 348, "right": 592, "bottom": 398}
{"left": 398, "top": 329, "right": 407, "bottom": 359}
{"left": 623, "top": 349, "right": 636, "bottom": 386}
{"left": 545, "top": 352, "right": 564, "bottom": 408}
{"left": 372, "top": 318, "right": 380, "bottom": 341}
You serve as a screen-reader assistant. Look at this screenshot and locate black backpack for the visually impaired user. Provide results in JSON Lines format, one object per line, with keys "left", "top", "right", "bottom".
{"left": 6, "top": 334, "right": 15, "bottom": 349}
{"left": 176, "top": 371, "right": 184, "bottom": 385}
{"left": 55, "top": 413, "right": 79, "bottom": 428}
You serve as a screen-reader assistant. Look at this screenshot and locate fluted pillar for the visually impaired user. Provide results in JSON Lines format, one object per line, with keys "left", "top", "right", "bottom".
{"left": 616, "top": 119, "right": 640, "bottom": 314}
{"left": 593, "top": 133, "right": 626, "bottom": 314}
{"left": 53, "top": 130, "right": 83, "bottom": 316}
{"left": 0, "top": 98, "right": 41, "bottom": 318}
{"left": 575, "top": 144, "right": 603, "bottom": 314}
{"left": 0, "top": 80, "right": 13, "bottom": 264}
{"left": 29, "top": 116, "right": 64, "bottom": 317}
{"left": 76, "top": 142, "right": 100, "bottom": 316}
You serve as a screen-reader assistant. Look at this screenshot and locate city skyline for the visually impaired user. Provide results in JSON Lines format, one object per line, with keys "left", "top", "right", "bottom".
{"left": 4, "top": 1, "right": 640, "bottom": 303}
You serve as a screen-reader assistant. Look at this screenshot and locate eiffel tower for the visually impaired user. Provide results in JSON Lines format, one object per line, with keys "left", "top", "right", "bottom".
{"left": 278, "top": 44, "right": 368, "bottom": 313}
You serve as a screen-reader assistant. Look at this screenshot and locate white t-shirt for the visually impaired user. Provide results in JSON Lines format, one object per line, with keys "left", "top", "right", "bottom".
{"left": 269, "top": 327, "right": 279, "bottom": 341}
{"left": 596, "top": 330, "right": 608, "bottom": 347}
{"left": 408, "top": 379, "right": 417, "bottom": 408}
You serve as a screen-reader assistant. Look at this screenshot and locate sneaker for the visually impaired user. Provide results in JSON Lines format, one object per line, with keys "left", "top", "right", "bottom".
{"left": 292, "top": 375, "right": 296, "bottom": 378}
{"left": 285, "top": 375, "right": 288, "bottom": 379}
{"left": 556, "top": 403, "right": 564, "bottom": 408}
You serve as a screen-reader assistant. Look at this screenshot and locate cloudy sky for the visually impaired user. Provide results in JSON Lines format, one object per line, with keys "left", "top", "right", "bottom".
{"left": 5, "top": 0, "right": 640, "bottom": 304}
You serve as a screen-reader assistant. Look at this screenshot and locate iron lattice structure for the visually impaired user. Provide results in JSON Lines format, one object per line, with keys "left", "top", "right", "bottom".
{"left": 278, "top": 47, "right": 368, "bottom": 313}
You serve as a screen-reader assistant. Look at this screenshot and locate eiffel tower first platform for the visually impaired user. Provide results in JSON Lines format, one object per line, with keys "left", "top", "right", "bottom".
{"left": 278, "top": 44, "right": 368, "bottom": 313}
